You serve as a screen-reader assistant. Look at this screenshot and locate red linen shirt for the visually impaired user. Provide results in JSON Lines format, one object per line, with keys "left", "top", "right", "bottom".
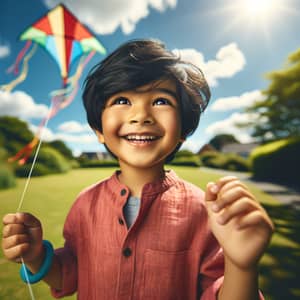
{"left": 51, "top": 170, "right": 235, "bottom": 299}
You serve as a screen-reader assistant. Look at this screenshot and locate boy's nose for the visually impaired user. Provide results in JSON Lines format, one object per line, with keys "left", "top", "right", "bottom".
{"left": 129, "top": 107, "right": 154, "bottom": 125}
{"left": 129, "top": 115, "right": 154, "bottom": 125}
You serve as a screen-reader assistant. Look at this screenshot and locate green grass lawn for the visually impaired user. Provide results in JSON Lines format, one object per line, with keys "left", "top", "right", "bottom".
{"left": 0, "top": 167, "right": 299, "bottom": 299}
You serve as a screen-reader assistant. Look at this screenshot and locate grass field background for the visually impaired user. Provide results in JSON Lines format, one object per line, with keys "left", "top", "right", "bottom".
{"left": 0, "top": 167, "right": 299, "bottom": 299}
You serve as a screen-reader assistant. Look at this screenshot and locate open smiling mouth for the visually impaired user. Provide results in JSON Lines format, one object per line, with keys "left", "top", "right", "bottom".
{"left": 122, "top": 134, "right": 161, "bottom": 144}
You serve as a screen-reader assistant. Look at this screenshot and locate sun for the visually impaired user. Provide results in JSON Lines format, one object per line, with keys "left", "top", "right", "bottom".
{"left": 203, "top": 0, "right": 297, "bottom": 43}
{"left": 243, "top": 0, "right": 274, "bottom": 16}
{"left": 212, "top": 0, "right": 296, "bottom": 34}
{"left": 236, "top": 0, "right": 286, "bottom": 22}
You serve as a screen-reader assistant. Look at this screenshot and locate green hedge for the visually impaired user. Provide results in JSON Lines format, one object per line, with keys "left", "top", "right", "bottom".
{"left": 199, "top": 152, "right": 250, "bottom": 172}
{"left": 170, "top": 156, "right": 201, "bottom": 167}
{"left": 80, "top": 159, "right": 120, "bottom": 168}
{"left": 15, "top": 147, "right": 70, "bottom": 177}
{"left": 0, "top": 165, "right": 16, "bottom": 189}
{"left": 15, "top": 162, "right": 50, "bottom": 177}
{"left": 250, "top": 137, "right": 300, "bottom": 184}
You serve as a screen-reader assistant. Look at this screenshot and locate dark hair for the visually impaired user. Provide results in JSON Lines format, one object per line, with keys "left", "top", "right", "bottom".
{"left": 82, "top": 39, "right": 210, "bottom": 162}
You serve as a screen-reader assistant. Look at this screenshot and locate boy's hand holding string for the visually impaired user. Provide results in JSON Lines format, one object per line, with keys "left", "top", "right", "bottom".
{"left": 205, "top": 176, "right": 274, "bottom": 300}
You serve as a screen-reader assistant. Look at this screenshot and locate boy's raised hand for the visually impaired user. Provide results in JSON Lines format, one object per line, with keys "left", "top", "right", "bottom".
{"left": 2, "top": 213, "right": 43, "bottom": 264}
{"left": 205, "top": 176, "right": 274, "bottom": 270}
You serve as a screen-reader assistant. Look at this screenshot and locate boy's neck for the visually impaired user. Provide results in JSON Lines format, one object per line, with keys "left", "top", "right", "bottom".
{"left": 118, "top": 163, "right": 165, "bottom": 198}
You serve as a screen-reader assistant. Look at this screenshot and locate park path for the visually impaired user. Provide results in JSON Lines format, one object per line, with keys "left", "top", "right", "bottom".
{"left": 200, "top": 167, "right": 300, "bottom": 209}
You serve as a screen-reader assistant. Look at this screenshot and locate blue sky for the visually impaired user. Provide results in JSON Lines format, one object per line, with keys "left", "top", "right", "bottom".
{"left": 1, "top": 0, "right": 300, "bottom": 156}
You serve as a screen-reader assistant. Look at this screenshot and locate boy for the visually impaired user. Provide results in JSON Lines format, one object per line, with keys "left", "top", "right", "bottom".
{"left": 2, "top": 39, "right": 273, "bottom": 299}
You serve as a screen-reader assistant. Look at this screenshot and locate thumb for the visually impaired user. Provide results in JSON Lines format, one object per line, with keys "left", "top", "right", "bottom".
{"left": 205, "top": 182, "right": 219, "bottom": 202}
{"left": 16, "top": 212, "right": 41, "bottom": 228}
{"left": 17, "top": 212, "right": 43, "bottom": 243}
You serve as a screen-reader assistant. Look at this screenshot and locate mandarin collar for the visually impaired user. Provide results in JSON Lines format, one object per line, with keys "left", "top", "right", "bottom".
{"left": 108, "top": 169, "right": 178, "bottom": 198}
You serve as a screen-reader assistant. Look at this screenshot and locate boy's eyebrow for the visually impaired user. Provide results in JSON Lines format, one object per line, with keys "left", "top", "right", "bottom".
{"left": 150, "top": 88, "right": 178, "bottom": 99}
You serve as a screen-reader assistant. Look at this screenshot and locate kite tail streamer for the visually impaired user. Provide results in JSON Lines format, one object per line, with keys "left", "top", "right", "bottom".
{"left": 8, "top": 96, "right": 63, "bottom": 165}
{"left": 0, "top": 43, "right": 37, "bottom": 92}
{"left": 59, "top": 51, "right": 96, "bottom": 109}
{"left": 6, "top": 41, "right": 32, "bottom": 75}
{"left": 8, "top": 52, "right": 95, "bottom": 165}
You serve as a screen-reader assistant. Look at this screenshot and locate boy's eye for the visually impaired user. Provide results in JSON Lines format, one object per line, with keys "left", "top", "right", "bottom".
{"left": 112, "top": 97, "right": 130, "bottom": 105}
{"left": 153, "top": 98, "right": 172, "bottom": 106}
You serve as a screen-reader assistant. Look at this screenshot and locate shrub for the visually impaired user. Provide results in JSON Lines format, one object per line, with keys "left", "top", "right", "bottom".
{"left": 0, "top": 165, "right": 16, "bottom": 189}
{"left": 174, "top": 150, "right": 196, "bottom": 158}
{"left": 35, "top": 147, "right": 70, "bottom": 173}
{"left": 15, "top": 163, "right": 50, "bottom": 177}
{"left": 199, "top": 152, "right": 250, "bottom": 172}
{"left": 0, "top": 147, "right": 8, "bottom": 160}
{"left": 199, "top": 152, "right": 219, "bottom": 166}
{"left": 170, "top": 155, "right": 201, "bottom": 167}
{"left": 80, "top": 159, "right": 119, "bottom": 168}
{"left": 15, "top": 147, "right": 70, "bottom": 177}
{"left": 250, "top": 137, "right": 300, "bottom": 184}
{"left": 222, "top": 154, "right": 250, "bottom": 172}
{"left": 70, "top": 159, "right": 80, "bottom": 169}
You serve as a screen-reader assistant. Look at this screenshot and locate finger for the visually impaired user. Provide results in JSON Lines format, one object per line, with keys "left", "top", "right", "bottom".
{"left": 218, "top": 179, "right": 249, "bottom": 196}
{"left": 2, "top": 243, "right": 30, "bottom": 262}
{"left": 2, "top": 234, "right": 30, "bottom": 250}
{"left": 215, "top": 176, "right": 238, "bottom": 191}
{"left": 2, "top": 224, "right": 26, "bottom": 238}
{"left": 236, "top": 210, "right": 273, "bottom": 231}
{"left": 3, "top": 213, "right": 41, "bottom": 228}
{"left": 3, "top": 213, "right": 21, "bottom": 225}
{"left": 214, "top": 186, "right": 256, "bottom": 212}
{"left": 217, "top": 197, "right": 257, "bottom": 225}
{"left": 205, "top": 182, "right": 219, "bottom": 202}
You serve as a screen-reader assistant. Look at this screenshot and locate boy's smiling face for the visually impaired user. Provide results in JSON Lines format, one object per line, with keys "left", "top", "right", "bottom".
{"left": 96, "top": 79, "right": 182, "bottom": 170}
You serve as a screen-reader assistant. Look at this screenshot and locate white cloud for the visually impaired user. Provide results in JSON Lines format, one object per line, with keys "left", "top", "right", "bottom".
{"left": 31, "top": 123, "right": 98, "bottom": 144}
{"left": 181, "top": 139, "right": 205, "bottom": 153}
{"left": 0, "top": 90, "right": 49, "bottom": 119}
{"left": 205, "top": 112, "right": 261, "bottom": 143}
{"left": 58, "top": 121, "right": 91, "bottom": 133}
{"left": 0, "top": 44, "right": 10, "bottom": 58}
{"left": 44, "top": 0, "right": 177, "bottom": 35}
{"left": 29, "top": 124, "right": 56, "bottom": 141}
{"left": 173, "top": 43, "right": 246, "bottom": 87}
{"left": 211, "top": 90, "right": 266, "bottom": 111}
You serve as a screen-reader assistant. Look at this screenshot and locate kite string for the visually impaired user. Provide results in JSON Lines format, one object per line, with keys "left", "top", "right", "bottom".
{"left": 20, "top": 257, "right": 36, "bottom": 300}
{"left": 16, "top": 101, "right": 55, "bottom": 300}
{"left": 16, "top": 100, "right": 53, "bottom": 212}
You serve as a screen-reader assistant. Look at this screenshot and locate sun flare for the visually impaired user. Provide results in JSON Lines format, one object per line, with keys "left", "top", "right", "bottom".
{"left": 243, "top": 0, "right": 273, "bottom": 15}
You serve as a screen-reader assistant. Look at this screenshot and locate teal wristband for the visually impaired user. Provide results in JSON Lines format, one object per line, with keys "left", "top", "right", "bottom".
{"left": 20, "top": 240, "right": 54, "bottom": 284}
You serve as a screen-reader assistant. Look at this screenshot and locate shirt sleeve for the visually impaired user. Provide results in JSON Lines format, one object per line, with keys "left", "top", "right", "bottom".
{"left": 50, "top": 201, "right": 79, "bottom": 298}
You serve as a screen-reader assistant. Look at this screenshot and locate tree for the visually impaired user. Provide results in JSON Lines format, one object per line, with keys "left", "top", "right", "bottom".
{"left": 46, "top": 140, "right": 74, "bottom": 160}
{"left": 209, "top": 134, "right": 239, "bottom": 151}
{"left": 0, "top": 116, "right": 73, "bottom": 160}
{"left": 0, "top": 116, "right": 34, "bottom": 155}
{"left": 244, "top": 48, "right": 300, "bottom": 142}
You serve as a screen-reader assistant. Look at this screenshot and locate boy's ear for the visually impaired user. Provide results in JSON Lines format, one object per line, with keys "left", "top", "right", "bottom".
{"left": 95, "top": 130, "right": 105, "bottom": 144}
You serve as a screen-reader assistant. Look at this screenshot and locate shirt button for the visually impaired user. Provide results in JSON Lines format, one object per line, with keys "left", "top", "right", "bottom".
{"left": 118, "top": 218, "right": 124, "bottom": 225}
{"left": 122, "top": 247, "right": 132, "bottom": 257}
{"left": 120, "top": 189, "right": 127, "bottom": 196}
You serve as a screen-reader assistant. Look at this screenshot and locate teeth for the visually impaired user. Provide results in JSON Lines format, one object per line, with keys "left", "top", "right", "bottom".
{"left": 125, "top": 135, "right": 158, "bottom": 141}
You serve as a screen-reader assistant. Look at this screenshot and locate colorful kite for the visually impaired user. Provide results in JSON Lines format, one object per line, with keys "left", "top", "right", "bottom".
{"left": 1, "top": 4, "right": 106, "bottom": 164}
